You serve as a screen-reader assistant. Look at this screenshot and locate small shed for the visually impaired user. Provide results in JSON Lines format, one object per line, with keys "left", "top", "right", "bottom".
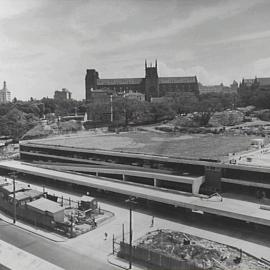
{"left": 8, "top": 189, "right": 43, "bottom": 205}
{"left": 27, "top": 198, "right": 65, "bottom": 223}
{"left": 0, "top": 177, "right": 10, "bottom": 188}
{"left": 0, "top": 182, "right": 30, "bottom": 198}
{"left": 80, "top": 195, "right": 98, "bottom": 211}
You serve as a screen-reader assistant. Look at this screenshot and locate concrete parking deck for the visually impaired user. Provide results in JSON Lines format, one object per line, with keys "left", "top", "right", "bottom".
{"left": 36, "top": 163, "right": 205, "bottom": 194}
{"left": 0, "top": 160, "right": 270, "bottom": 227}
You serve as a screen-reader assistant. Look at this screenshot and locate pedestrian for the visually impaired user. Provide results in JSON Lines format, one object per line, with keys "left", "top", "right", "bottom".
{"left": 104, "top": 232, "right": 108, "bottom": 240}
{"left": 150, "top": 216, "right": 154, "bottom": 227}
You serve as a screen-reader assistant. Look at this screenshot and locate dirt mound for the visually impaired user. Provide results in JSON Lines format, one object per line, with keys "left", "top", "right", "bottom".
{"left": 137, "top": 230, "right": 268, "bottom": 270}
{"left": 22, "top": 120, "right": 82, "bottom": 140}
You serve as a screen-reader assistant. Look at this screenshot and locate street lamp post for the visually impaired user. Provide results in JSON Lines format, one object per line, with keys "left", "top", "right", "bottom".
{"left": 125, "top": 197, "right": 138, "bottom": 269}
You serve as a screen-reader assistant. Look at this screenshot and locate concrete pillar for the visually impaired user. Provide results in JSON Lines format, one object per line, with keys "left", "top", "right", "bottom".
{"left": 122, "top": 174, "right": 126, "bottom": 181}
{"left": 154, "top": 178, "right": 161, "bottom": 187}
{"left": 192, "top": 176, "right": 205, "bottom": 195}
{"left": 96, "top": 171, "right": 99, "bottom": 177}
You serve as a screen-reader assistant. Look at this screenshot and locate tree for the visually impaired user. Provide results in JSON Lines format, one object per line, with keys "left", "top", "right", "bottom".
{"left": 0, "top": 108, "right": 38, "bottom": 140}
{"left": 150, "top": 102, "right": 176, "bottom": 122}
{"left": 194, "top": 95, "right": 223, "bottom": 126}
{"left": 163, "top": 92, "right": 199, "bottom": 114}
{"left": 251, "top": 89, "right": 270, "bottom": 109}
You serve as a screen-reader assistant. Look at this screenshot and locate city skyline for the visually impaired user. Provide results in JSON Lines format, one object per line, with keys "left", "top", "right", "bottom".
{"left": 1, "top": 0, "right": 270, "bottom": 100}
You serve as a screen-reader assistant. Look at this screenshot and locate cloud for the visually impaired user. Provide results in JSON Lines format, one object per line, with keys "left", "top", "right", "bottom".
{"left": 118, "top": 0, "right": 262, "bottom": 45}
{"left": 253, "top": 57, "right": 270, "bottom": 76}
{"left": 0, "top": 0, "right": 269, "bottom": 100}
{"left": 157, "top": 61, "right": 224, "bottom": 85}
{"left": 0, "top": 0, "right": 41, "bottom": 19}
{"left": 207, "top": 30, "right": 270, "bottom": 45}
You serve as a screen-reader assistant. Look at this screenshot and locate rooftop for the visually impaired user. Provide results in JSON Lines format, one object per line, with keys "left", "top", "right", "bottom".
{"left": 97, "top": 78, "right": 143, "bottom": 85}
{"left": 257, "top": 77, "right": 270, "bottom": 86}
{"left": 9, "top": 189, "right": 43, "bottom": 202}
{"left": 80, "top": 195, "right": 96, "bottom": 202}
{"left": 0, "top": 177, "right": 10, "bottom": 187}
{"left": 159, "top": 76, "right": 197, "bottom": 84}
{"left": 0, "top": 182, "right": 30, "bottom": 193}
{"left": 27, "top": 198, "right": 64, "bottom": 213}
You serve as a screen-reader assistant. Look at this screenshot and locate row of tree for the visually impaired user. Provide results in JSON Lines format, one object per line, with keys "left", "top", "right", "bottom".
{"left": 238, "top": 84, "right": 270, "bottom": 109}
{"left": 2, "top": 85, "right": 270, "bottom": 140}
{"left": 88, "top": 92, "right": 238, "bottom": 127}
{"left": 0, "top": 99, "right": 86, "bottom": 140}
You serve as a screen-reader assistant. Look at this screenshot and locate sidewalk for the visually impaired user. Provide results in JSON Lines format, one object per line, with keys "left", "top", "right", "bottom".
{"left": 107, "top": 252, "right": 147, "bottom": 270}
{"left": 0, "top": 211, "right": 66, "bottom": 242}
{"left": 0, "top": 239, "right": 64, "bottom": 270}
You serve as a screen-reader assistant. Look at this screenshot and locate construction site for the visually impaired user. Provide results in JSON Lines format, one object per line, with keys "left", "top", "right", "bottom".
{"left": 118, "top": 229, "right": 270, "bottom": 270}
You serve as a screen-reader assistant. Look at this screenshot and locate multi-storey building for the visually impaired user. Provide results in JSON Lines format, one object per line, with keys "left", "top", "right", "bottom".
{"left": 85, "top": 60, "right": 199, "bottom": 102}
{"left": 239, "top": 77, "right": 270, "bottom": 90}
{"left": 199, "top": 81, "right": 238, "bottom": 95}
{"left": 0, "top": 81, "right": 11, "bottom": 103}
{"left": 54, "top": 88, "right": 72, "bottom": 101}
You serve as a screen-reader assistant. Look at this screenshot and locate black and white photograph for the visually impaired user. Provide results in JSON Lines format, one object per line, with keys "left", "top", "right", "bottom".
{"left": 0, "top": 0, "right": 270, "bottom": 269}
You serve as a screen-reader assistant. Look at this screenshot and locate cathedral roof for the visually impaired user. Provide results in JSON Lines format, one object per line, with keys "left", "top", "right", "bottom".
{"left": 257, "top": 77, "right": 270, "bottom": 86}
{"left": 242, "top": 77, "right": 270, "bottom": 87}
{"left": 97, "top": 78, "right": 143, "bottom": 86}
{"left": 159, "top": 76, "right": 197, "bottom": 84}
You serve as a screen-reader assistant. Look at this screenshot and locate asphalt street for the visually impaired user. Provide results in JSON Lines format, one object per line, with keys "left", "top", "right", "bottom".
{"left": 0, "top": 220, "right": 117, "bottom": 270}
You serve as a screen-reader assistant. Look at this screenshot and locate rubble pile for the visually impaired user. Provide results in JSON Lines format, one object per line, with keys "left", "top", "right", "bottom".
{"left": 209, "top": 110, "right": 244, "bottom": 127}
{"left": 137, "top": 230, "right": 269, "bottom": 270}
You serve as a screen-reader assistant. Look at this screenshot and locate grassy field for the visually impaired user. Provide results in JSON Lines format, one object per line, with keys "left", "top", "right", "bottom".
{"left": 32, "top": 130, "right": 259, "bottom": 160}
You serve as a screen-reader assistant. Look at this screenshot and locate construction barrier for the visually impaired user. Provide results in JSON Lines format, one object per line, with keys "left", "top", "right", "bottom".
{"left": 118, "top": 241, "right": 205, "bottom": 270}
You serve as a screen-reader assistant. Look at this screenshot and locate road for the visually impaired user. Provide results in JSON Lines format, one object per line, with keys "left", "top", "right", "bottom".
{"left": 0, "top": 220, "right": 117, "bottom": 270}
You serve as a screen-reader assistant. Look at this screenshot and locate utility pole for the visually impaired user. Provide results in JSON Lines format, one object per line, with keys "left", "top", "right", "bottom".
{"left": 8, "top": 172, "right": 17, "bottom": 224}
{"left": 129, "top": 206, "right": 132, "bottom": 269}
{"left": 110, "top": 95, "right": 113, "bottom": 123}
{"left": 125, "top": 197, "right": 138, "bottom": 269}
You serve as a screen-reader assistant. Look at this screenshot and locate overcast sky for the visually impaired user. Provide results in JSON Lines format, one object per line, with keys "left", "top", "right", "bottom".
{"left": 1, "top": 0, "right": 270, "bottom": 100}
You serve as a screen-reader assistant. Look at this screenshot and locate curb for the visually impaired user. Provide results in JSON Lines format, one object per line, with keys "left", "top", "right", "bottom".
{"left": 0, "top": 213, "right": 66, "bottom": 243}
{"left": 107, "top": 253, "right": 128, "bottom": 270}
{"left": 107, "top": 253, "right": 147, "bottom": 270}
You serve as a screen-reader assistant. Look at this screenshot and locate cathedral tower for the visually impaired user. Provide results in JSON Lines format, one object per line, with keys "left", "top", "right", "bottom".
{"left": 144, "top": 60, "right": 159, "bottom": 101}
{"left": 85, "top": 69, "right": 99, "bottom": 101}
